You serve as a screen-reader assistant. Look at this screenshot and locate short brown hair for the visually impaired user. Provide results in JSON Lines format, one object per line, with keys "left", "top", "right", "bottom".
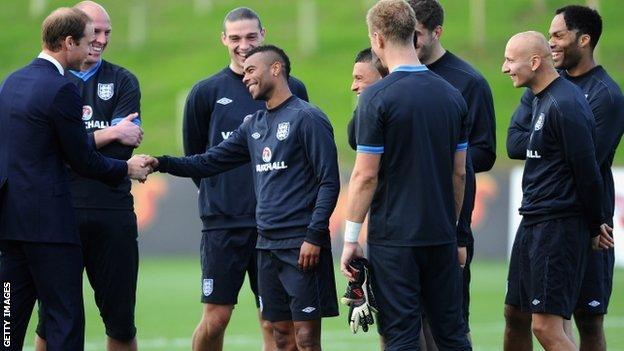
{"left": 407, "top": 0, "right": 444, "bottom": 31}
{"left": 42, "top": 7, "right": 91, "bottom": 52}
{"left": 367, "top": 0, "right": 416, "bottom": 46}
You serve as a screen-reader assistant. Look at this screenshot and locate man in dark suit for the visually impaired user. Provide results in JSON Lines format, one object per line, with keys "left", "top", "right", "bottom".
{"left": 0, "top": 7, "right": 149, "bottom": 351}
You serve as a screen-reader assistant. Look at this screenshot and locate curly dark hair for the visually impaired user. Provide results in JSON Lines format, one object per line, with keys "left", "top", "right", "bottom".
{"left": 556, "top": 5, "right": 602, "bottom": 50}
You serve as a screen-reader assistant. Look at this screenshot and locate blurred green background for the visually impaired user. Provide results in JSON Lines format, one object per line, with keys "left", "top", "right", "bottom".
{"left": 3, "top": 0, "right": 624, "bottom": 349}
{"left": 2, "top": 0, "right": 623, "bottom": 166}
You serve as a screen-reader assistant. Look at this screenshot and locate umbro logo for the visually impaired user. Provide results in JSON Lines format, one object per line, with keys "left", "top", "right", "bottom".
{"left": 252, "top": 132, "right": 261, "bottom": 139}
{"left": 216, "top": 97, "right": 233, "bottom": 105}
{"left": 531, "top": 299, "right": 541, "bottom": 306}
{"left": 302, "top": 307, "right": 316, "bottom": 313}
{"left": 588, "top": 300, "right": 601, "bottom": 307}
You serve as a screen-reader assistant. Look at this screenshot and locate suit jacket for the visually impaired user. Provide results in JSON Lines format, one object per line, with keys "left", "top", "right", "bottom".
{"left": 0, "top": 58, "right": 128, "bottom": 244}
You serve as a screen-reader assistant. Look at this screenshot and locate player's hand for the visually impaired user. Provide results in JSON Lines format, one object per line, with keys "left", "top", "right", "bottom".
{"left": 135, "top": 154, "right": 159, "bottom": 173}
{"left": 126, "top": 155, "right": 150, "bottom": 182}
{"left": 114, "top": 112, "right": 143, "bottom": 147}
{"left": 592, "top": 223, "right": 614, "bottom": 250}
{"left": 340, "top": 242, "right": 364, "bottom": 281}
{"left": 298, "top": 241, "right": 320, "bottom": 271}
{"left": 458, "top": 246, "right": 467, "bottom": 268}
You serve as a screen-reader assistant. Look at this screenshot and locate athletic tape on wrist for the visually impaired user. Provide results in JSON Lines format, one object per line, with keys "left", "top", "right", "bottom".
{"left": 344, "top": 220, "right": 362, "bottom": 243}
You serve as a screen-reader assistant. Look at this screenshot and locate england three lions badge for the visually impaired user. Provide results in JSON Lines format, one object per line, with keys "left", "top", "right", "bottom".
{"left": 276, "top": 122, "right": 290, "bottom": 141}
{"left": 202, "top": 278, "right": 213, "bottom": 296}
{"left": 97, "top": 83, "right": 114, "bottom": 101}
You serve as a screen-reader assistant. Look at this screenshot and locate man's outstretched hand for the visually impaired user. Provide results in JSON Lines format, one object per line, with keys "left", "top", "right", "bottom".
{"left": 126, "top": 155, "right": 150, "bottom": 182}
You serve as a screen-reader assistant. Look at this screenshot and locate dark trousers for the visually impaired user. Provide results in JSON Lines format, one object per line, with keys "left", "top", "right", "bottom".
{"left": 0, "top": 240, "right": 84, "bottom": 351}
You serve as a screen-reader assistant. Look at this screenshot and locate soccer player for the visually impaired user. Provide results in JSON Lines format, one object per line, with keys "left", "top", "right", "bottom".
{"left": 340, "top": 0, "right": 471, "bottom": 349}
{"left": 502, "top": 31, "right": 613, "bottom": 351}
{"left": 347, "top": 47, "right": 385, "bottom": 150}
{"left": 34, "top": 2, "right": 143, "bottom": 351}
{"left": 182, "top": 7, "right": 308, "bottom": 351}
{"left": 144, "top": 45, "right": 339, "bottom": 351}
{"left": 506, "top": 6, "right": 624, "bottom": 351}
{"left": 407, "top": 0, "right": 496, "bottom": 346}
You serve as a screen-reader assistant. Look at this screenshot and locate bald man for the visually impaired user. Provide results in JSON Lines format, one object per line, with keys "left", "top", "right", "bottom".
{"left": 502, "top": 31, "right": 613, "bottom": 351}
{"left": 35, "top": 2, "right": 142, "bottom": 351}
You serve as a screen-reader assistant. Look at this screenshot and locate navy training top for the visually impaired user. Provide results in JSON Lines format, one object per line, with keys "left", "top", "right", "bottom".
{"left": 514, "top": 77, "right": 604, "bottom": 233}
{"left": 183, "top": 67, "right": 308, "bottom": 230}
{"left": 159, "top": 95, "right": 339, "bottom": 248}
{"left": 355, "top": 65, "right": 468, "bottom": 247}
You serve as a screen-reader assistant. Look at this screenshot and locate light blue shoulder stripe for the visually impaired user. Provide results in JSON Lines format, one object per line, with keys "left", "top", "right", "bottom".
{"left": 357, "top": 145, "right": 384, "bottom": 154}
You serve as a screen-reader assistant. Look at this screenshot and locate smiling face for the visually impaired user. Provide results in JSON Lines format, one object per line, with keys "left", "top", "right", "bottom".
{"left": 222, "top": 19, "right": 265, "bottom": 73}
{"left": 351, "top": 61, "right": 381, "bottom": 95}
{"left": 76, "top": 2, "right": 111, "bottom": 69}
{"left": 502, "top": 38, "right": 534, "bottom": 88}
{"left": 548, "top": 13, "right": 583, "bottom": 71}
{"left": 242, "top": 52, "right": 274, "bottom": 101}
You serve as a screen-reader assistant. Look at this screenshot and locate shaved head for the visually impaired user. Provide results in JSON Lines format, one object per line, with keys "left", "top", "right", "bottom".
{"left": 507, "top": 31, "right": 552, "bottom": 61}
{"left": 502, "top": 31, "right": 558, "bottom": 90}
{"left": 73, "top": 1, "right": 111, "bottom": 68}
{"left": 74, "top": 1, "right": 109, "bottom": 21}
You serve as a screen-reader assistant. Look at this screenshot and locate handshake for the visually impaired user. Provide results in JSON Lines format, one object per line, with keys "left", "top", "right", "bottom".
{"left": 126, "top": 154, "right": 160, "bottom": 182}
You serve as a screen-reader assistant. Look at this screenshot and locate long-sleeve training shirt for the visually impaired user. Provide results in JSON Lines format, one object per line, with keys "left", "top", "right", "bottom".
{"left": 508, "top": 66, "right": 624, "bottom": 226}
{"left": 510, "top": 77, "right": 604, "bottom": 234}
{"left": 183, "top": 67, "right": 308, "bottom": 230}
{"left": 159, "top": 95, "right": 339, "bottom": 248}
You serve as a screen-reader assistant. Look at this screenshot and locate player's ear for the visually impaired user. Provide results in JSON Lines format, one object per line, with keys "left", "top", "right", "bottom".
{"left": 433, "top": 25, "right": 443, "bottom": 40}
{"left": 374, "top": 32, "right": 385, "bottom": 50}
{"left": 220, "top": 32, "right": 227, "bottom": 46}
{"left": 271, "top": 61, "right": 281, "bottom": 77}
{"left": 529, "top": 54, "right": 541, "bottom": 72}
{"left": 578, "top": 33, "right": 591, "bottom": 49}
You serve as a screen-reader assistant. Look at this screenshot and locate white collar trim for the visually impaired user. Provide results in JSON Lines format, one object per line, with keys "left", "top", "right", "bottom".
{"left": 37, "top": 52, "right": 64, "bottom": 75}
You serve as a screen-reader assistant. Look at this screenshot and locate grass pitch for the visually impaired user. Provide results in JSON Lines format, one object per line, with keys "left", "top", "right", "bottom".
{"left": 23, "top": 257, "right": 624, "bottom": 350}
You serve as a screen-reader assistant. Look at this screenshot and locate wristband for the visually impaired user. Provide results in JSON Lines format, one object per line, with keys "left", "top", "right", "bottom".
{"left": 344, "top": 220, "right": 363, "bottom": 243}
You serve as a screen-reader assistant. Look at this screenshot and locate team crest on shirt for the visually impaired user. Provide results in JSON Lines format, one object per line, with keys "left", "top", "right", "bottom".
{"left": 276, "top": 122, "right": 290, "bottom": 141}
{"left": 534, "top": 113, "right": 545, "bottom": 131}
{"left": 82, "top": 105, "right": 93, "bottom": 121}
{"left": 97, "top": 83, "right": 114, "bottom": 101}
{"left": 202, "top": 278, "right": 213, "bottom": 296}
{"left": 262, "top": 147, "right": 272, "bottom": 162}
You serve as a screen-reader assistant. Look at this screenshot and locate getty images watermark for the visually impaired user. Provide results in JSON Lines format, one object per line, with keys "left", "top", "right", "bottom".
{"left": 2, "top": 282, "right": 10, "bottom": 348}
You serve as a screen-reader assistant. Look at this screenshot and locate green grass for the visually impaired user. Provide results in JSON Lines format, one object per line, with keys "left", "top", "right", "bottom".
{"left": 1, "top": 0, "right": 624, "bottom": 166}
{"left": 23, "top": 258, "right": 624, "bottom": 350}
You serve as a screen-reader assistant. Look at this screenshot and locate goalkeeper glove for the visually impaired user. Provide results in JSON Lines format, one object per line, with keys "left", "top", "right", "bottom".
{"left": 340, "top": 257, "right": 378, "bottom": 333}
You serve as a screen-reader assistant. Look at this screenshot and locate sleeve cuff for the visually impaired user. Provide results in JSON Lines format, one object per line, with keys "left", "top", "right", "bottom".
{"left": 304, "top": 228, "right": 329, "bottom": 246}
{"left": 155, "top": 156, "right": 168, "bottom": 173}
